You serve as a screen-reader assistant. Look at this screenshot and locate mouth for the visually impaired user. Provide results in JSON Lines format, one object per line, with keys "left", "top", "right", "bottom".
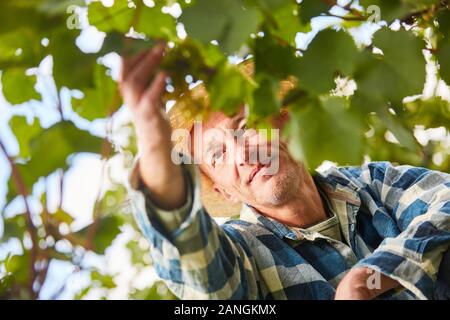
{"left": 247, "top": 165, "right": 265, "bottom": 184}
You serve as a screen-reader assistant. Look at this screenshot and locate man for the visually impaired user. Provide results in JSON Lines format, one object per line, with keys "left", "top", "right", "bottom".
{"left": 120, "top": 44, "right": 450, "bottom": 300}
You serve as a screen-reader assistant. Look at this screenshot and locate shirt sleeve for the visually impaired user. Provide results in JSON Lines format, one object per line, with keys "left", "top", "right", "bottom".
{"left": 342, "top": 161, "right": 450, "bottom": 300}
{"left": 127, "top": 158, "right": 259, "bottom": 299}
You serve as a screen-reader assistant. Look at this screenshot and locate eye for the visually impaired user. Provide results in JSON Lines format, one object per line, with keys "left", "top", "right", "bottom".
{"left": 235, "top": 121, "right": 247, "bottom": 139}
{"left": 211, "top": 146, "right": 226, "bottom": 167}
{"left": 239, "top": 121, "right": 247, "bottom": 130}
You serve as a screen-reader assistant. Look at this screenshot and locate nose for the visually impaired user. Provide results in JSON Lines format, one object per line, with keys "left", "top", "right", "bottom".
{"left": 234, "top": 131, "right": 259, "bottom": 168}
{"left": 235, "top": 138, "right": 247, "bottom": 167}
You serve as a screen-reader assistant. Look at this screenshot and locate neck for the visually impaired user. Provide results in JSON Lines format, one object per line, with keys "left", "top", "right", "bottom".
{"left": 255, "top": 168, "right": 328, "bottom": 229}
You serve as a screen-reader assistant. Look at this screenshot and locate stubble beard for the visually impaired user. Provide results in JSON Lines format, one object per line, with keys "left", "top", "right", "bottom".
{"left": 255, "top": 158, "right": 302, "bottom": 206}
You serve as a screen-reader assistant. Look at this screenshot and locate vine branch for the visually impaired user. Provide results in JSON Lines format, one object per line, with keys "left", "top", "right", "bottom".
{"left": 0, "top": 138, "right": 39, "bottom": 299}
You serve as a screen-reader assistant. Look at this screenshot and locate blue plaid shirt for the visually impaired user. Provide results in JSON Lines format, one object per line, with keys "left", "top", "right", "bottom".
{"left": 128, "top": 161, "right": 450, "bottom": 300}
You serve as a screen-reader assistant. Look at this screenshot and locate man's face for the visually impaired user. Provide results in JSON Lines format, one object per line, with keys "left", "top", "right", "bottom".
{"left": 191, "top": 109, "right": 305, "bottom": 209}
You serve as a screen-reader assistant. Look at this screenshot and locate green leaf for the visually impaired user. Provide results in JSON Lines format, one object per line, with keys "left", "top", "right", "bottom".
{"left": 74, "top": 214, "right": 123, "bottom": 254}
{"left": 99, "top": 32, "right": 155, "bottom": 56}
{"left": 250, "top": 74, "right": 280, "bottom": 118}
{"left": 207, "top": 63, "right": 255, "bottom": 114}
{"left": 180, "top": 0, "right": 262, "bottom": 53}
{"left": 0, "top": 272, "right": 14, "bottom": 299}
{"left": 437, "top": 8, "right": 450, "bottom": 35}
{"left": 254, "top": 34, "right": 301, "bottom": 80}
{"left": 0, "top": 28, "right": 44, "bottom": 69}
{"left": 53, "top": 209, "right": 75, "bottom": 225}
{"left": 355, "top": 28, "right": 426, "bottom": 108}
{"left": 97, "top": 184, "right": 128, "bottom": 216}
{"left": 126, "top": 239, "right": 147, "bottom": 266}
{"left": 9, "top": 116, "right": 43, "bottom": 159}
{"left": 379, "top": 111, "right": 420, "bottom": 152}
{"left": 6, "top": 121, "right": 107, "bottom": 204}
{"left": 436, "top": 10, "right": 450, "bottom": 82}
{"left": 404, "top": 97, "right": 450, "bottom": 128}
{"left": 48, "top": 30, "right": 97, "bottom": 90}
{"left": 269, "top": 2, "right": 310, "bottom": 46}
{"left": 135, "top": 4, "right": 177, "bottom": 40}
{"left": 2, "top": 214, "right": 27, "bottom": 241}
{"left": 296, "top": 29, "right": 360, "bottom": 94}
{"left": 88, "top": 0, "right": 134, "bottom": 33}
{"left": 359, "top": 0, "right": 409, "bottom": 22}
{"left": 35, "top": 0, "right": 86, "bottom": 16}
{"left": 243, "top": 0, "right": 285, "bottom": 11}
{"left": 286, "top": 95, "right": 364, "bottom": 169}
{"left": 359, "top": 0, "right": 440, "bottom": 22}
{"left": 299, "top": 0, "right": 332, "bottom": 24}
{"left": 0, "top": 1, "right": 64, "bottom": 35}
{"left": 72, "top": 64, "right": 121, "bottom": 120}
{"left": 74, "top": 285, "right": 92, "bottom": 300}
{"left": 437, "top": 38, "right": 450, "bottom": 84}
{"left": 91, "top": 270, "right": 116, "bottom": 289}
{"left": 4, "top": 252, "right": 30, "bottom": 286}
{"left": 129, "top": 281, "right": 177, "bottom": 300}
{"left": 1, "top": 68, "right": 40, "bottom": 104}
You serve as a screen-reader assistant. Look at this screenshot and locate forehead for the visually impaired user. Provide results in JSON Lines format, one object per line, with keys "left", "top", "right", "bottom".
{"left": 189, "top": 109, "right": 245, "bottom": 160}
{"left": 203, "top": 108, "right": 245, "bottom": 131}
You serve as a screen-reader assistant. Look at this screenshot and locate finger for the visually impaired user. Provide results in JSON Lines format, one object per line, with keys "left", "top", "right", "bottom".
{"left": 119, "top": 50, "right": 148, "bottom": 83}
{"left": 126, "top": 43, "right": 166, "bottom": 91}
{"left": 140, "top": 71, "right": 168, "bottom": 111}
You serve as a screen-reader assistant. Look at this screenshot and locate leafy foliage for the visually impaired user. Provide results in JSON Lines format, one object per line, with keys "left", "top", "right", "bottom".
{"left": 0, "top": 0, "right": 449, "bottom": 300}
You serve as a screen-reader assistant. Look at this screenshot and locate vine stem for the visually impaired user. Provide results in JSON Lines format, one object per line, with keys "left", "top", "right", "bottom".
{"left": 397, "top": 0, "right": 449, "bottom": 25}
{"left": 0, "top": 138, "right": 39, "bottom": 299}
{"left": 327, "top": 13, "right": 367, "bottom": 21}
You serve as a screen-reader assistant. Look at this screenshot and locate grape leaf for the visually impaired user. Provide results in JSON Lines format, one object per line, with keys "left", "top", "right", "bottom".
{"left": 1, "top": 68, "right": 40, "bottom": 104}
{"left": 296, "top": 29, "right": 360, "bottom": 94}
{"left": 250, "top": 74, "right": 281, "bottom": 118}
{"left": 180, "top": 0, "right": 262, "bottom": 53}
{"left": 9, "top": 116, "right": 43, "bottom": 159}
{"left": 0, "top": 1, "right": 64, "bottom": 35}
{"left": 4, "top": 252, "right": 31, "bottom": 286}
{"left": 299, "top": 0, "right": 333, "bottom": 24}
{"left": 207, "top": 63, "right": 255, "bottom": 114}
{"left": 53, "top": 209, "right": 75, "bottom": 225}
{"left": 91, "top": 270, "right": 116, "bottom": 289}
{"left": 355, "top": 28, "right": 426, "bottom": 107}
{"left": 88, "top": 0, "right": 134, "bottom": 33}
{"left": 269, "top": 1, "right": 310, "bottom": 46}
{"left": 404, "top": 97, "right": 450, "bottom": 128}
{"left": 2, "top": 214, "right": 27, "bottom": 241}
{"left": 135, "top": 4, "right": 177, "bottom": 40}
{"left": 0, "top": 28, "right": 43, "bottom": 69}
{"left": 360, "top": 0, "right": 440, "bottom": 23}
{"left": 437, "top": 8, "right": 450, "bottom": 35}
{"left": 254, "top": 34, "right": 301, "bottom": 80}
{"left": 286, "top": 95, "right": 364, "bottom": 169}
{"left": 437, "top": 10, "right": 450, "bottom": 84}
{"left": 379, "top": 111, "right": 420, "bottom": 152}
{"left": 99, "top": 32, "right": 154, "bottom": 56}
{"left": 6, "top": 121, "right": 107, "bottom": 205}
{"left": 72, "top": 64, "right": 121, "bottom": 120}
{"left": 48, "top": 29, "right": 97, "bottom": 89}
{"left": 74, "top": 214, "right": 123, "bottom": 254}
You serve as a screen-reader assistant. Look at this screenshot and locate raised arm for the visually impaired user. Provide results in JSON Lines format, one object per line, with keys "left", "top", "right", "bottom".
{"left": 119, "top": 43, "right": 186, "bottom": 210}
{"left": 121, "top": 47, "right": 259, "bottom": 299}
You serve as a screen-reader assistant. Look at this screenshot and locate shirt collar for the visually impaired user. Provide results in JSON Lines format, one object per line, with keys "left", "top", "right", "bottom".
{"left": 239, "top": 167, "right": 362, "bottom": 241}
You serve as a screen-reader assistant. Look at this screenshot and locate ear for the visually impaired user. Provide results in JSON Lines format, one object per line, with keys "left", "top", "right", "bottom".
{"left": 213, "top": 184, "right": 240, "bottom": 204}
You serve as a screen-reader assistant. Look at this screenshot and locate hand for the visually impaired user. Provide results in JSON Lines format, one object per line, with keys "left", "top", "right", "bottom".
{"left": 119, "top": 43, "right": 169, "bottom": 152}
{"left": 335, "top": 267, "right": 401, "bottom": 300}
{"left": 119, "top": 44, "right": 186, "bottom": 210}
